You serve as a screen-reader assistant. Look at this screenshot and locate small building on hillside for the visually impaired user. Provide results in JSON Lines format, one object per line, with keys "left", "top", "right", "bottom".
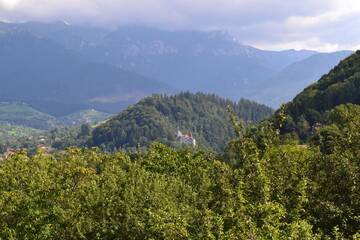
{"left": 176, "top": 129, "right": 196, "bottom": 146}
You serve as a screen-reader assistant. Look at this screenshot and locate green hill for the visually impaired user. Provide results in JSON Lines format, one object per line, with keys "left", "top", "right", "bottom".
{"left": 282, "top": 50, "right": 360, "bottom": 137}
{"left": 0, "top": 124, "right": 43, "bottom": 144}
{"left": 0, "top": 102, "right": 57, "bottom": 130}
{"left": 0, "top": 103, "right": 112, "bottom": 148}
{"left": 91, "top": 93, "right": 273, "bottom": 151}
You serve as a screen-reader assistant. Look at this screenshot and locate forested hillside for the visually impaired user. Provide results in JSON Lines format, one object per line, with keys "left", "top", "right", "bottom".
{"left": 0, "top": 21, "right": 359, "bottom": 240}
{"left": 91, "top": 93, "right": 273, "bottom": 151}
{"left": 1, "top": 56, "right": 360, "bottom": 239}
{"left": 254, "top": 51, "right": 352, "bottom": 107}
{"left": 281, "top": 51, "right": 360, "bottom": 139}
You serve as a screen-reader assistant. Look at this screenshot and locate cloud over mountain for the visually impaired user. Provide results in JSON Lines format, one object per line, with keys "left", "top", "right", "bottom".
{"left": 0, "top": 0, "right": 359, "bottom": 51}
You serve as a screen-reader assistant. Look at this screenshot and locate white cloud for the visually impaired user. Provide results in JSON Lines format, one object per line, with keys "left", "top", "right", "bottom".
{"left": 0, "top": 0, "right": 20, "bottom": 10}
{"left": 0, "top": 0, "right": 359, "bottom": 51}
{"left": 0, "top": 0, "right": 337, "bottom": 27}
{"left": 234, "top": 0, "right": 360, "bottom": 51}
{"left": 251, "top": 37, "right": 340, "bottom": 53}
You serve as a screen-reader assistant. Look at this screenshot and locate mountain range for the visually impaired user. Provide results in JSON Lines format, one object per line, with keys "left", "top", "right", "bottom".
{"left": 0, "top": 30, "right": 172, "bottom": 116}
{"left": 0, "top": 21, "right": 353, "bottom": 116}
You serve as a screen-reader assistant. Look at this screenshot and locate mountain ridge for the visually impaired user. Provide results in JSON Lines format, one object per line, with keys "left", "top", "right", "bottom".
{"left": 0, "top": 21, "right": 352, "bottom": 110}
{"left": 0, "top": 21, "right": 322, "bottom": 102}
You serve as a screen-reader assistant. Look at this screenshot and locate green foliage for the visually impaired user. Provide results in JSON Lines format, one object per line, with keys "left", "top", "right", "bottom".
{"left": 224, "top": 107, "right": 360, "bottom": 238}
{"left": 49, "top": 125, "right": 92, "bottom": 150}
{"left": 307, "top": 104, "right": 360, "bottom": 236}
{"left": 0, "top": 144, "right": 318, "bottom": 239}
{"left": 91, "top": 93, "right": 273, "bottom": 152}
{"left": 1, "top": 89, "right": 360, "bottom": 239}
{"left": 1, "top": 102, "right": 360, "bottom": 238}
{"left": 2, "top": 22, "right": 360, "bottom": 239}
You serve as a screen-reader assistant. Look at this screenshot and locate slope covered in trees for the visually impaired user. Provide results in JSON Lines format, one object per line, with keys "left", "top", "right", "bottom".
{"left": 1, "top": 22, "right": 360, "bottom": 239}
{"left": 91, "top": 93, "right": 273, "bottom": 151}
{"left": 281, "top": 51, "right": 360, "bottom": 138}
{"left": 254, "top": 51, "right": 352, "bottom": 107}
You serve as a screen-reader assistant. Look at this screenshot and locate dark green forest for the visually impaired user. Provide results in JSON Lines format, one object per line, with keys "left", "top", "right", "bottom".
{"left": 91, "top": 92, "right": 273, "bottom": 152}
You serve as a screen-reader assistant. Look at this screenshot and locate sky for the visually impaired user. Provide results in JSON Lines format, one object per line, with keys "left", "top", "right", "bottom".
{"left": 0, "top": 0, "right": 359, "bottom": 52}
